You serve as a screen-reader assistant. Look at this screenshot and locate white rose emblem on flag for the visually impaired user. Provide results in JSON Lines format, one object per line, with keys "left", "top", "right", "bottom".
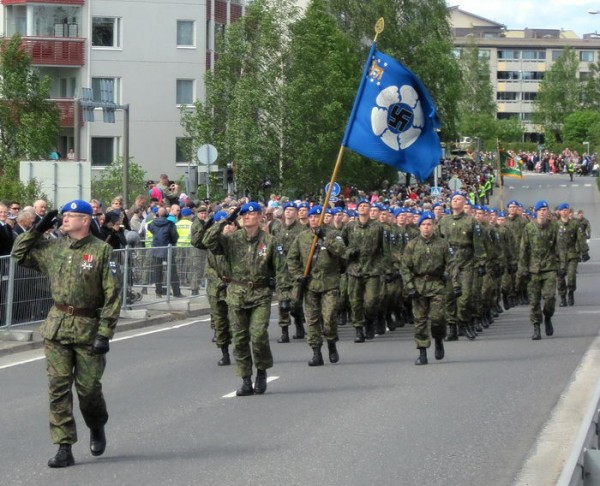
{"left": 371, "top": 85, "right": 424, "bottom": 151}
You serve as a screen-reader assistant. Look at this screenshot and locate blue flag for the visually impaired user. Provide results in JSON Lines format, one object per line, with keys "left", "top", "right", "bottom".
{"left": 342, "top": 44, "right": 442, "bottom": 182}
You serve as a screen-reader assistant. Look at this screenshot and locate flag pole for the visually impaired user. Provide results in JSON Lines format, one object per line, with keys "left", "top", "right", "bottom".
{"left": 497, "top": 139, "right": 505, "bottom": 209}
{"left": 301, "top": 18, "right": 385, "bottom": 280}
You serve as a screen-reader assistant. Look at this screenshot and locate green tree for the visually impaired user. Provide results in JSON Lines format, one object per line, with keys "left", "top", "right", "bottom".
{"left": 0, "top": 34, "right": 60, "bottom": 203}
{"left": 91, "top": 158, "right": 147, "bottom": 207}
{"left": 327, "top": 0, "right": 462, "bottom": 141}
{"left": 534, "top": 47, "right": 580, "bottom": 143}
{"left": 562, "top": 110, "right": 600, "bottom": 147}
{"left": 581, "top": 61, "right": 600, "bottom": 110}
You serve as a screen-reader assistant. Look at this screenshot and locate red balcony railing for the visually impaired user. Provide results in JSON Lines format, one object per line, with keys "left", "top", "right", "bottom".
{"left": 20, "top": 37, "right": 85, "bottom": 66}
{"left": 52, "top": 98, "right": 84, "bottom": 128}
{"left": 1, "top": 0, "right": 84, "bottom": 5}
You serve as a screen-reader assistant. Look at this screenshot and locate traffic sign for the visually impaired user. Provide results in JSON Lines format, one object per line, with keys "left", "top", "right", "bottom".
{"left": 197, "top": 144, "right": 218, "bottom": 165}
{"left": 329, "top": 196, "right": 338, "bottom": 203}
{"left": 448, "top": 177, "right": 462, "bottom": 191}
{"left": 325, "top": 182, "right": 341, "bottom": 196}
{"left": 430, "top": 186, "right": 442, "bottom": 196}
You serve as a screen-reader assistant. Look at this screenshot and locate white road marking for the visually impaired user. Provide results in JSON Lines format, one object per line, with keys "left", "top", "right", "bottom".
{"left": 222, "top": 376, "right": 280, "bottom": 398}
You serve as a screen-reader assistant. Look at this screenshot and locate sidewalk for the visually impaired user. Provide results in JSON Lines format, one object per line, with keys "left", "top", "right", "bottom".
{"left": 0, "top": 294, "right": 211, "bottom": 358}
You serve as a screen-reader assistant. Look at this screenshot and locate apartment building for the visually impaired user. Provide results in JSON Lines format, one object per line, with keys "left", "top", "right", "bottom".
{"left": 0, "top": 0, "right": 245, "bottom": 178}
{"left": 449, "top": 6, "right": 600, "bottom": 141}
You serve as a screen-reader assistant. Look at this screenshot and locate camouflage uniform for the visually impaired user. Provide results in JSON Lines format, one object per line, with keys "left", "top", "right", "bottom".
{"left": 498, "top": 223, "right": 518, "bottom": 308}
{"left": 11, "top": 231, "right": 121, "bottom": 445}
{"left": 341, "top": 218, "right": 386, "bottom": 339}
{"left": 202, "top": 221, "right": 280, "bottom": 377}
{"left": 287, "top": 228, "right": 346, "bottom": 347}
{"left": 401, "top": 232, "right": 456, "bottom": 348}
{"left": 518, "top": 220, "right": 559, "bottom": 327}
{"left": 505, "top": 214, "right": 527, "bottom": 302}
{"left": 556, "top": 218, "right": 588, "bottom": 301}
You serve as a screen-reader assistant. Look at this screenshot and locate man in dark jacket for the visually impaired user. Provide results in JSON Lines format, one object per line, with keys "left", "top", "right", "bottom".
{"left": 147, "top": 207, "right": 184, "bottom": 297}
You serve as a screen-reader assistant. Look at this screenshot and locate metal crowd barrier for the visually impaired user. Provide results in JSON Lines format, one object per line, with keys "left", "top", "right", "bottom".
{"left": 0, "top": 244, "right": 207, "bottom": 330}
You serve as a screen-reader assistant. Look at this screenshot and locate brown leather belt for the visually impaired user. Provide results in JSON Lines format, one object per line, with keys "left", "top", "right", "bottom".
{"left": 222, "top": 277, "right": 270, "bottom": 289}
{"left": 54, "top": 304, "right": 98, "bottom": 318}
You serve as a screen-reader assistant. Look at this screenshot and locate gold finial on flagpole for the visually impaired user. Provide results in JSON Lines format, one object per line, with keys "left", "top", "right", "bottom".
{"left": 374, "top": 18, "right": 385, "bottom": 42}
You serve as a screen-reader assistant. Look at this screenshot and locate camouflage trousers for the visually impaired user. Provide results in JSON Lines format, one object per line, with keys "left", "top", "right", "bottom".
{"left": 229, "top": 302, "right": 274, "bottom": 377}
{"left": 208, "top": 294, "right": 230, "bottom": 347}
{"left": 304, "top": 288, "right": 339, "bottom": 347}
{"left": 527, "top": 271, "right": 557, "bottom": 325}
{"left": 445, "top": 266, "right": 474, "bottom": 327}
{"left": 557, "top": 259, "right": 579, "bottom": 295}
{"left": 347, "top": 275, "right": 381, "bottom": 328}
{"left": 413, "top": 292, "right": 446, "bottom": 348}
{"left": 337, "top": 273, "right": 350, "bottom": 313}
{"left": 277, "top": 286, "right": 304, "bottom": 328}
{"left": 44, "top": 339, "right": 108, "bottom": 445}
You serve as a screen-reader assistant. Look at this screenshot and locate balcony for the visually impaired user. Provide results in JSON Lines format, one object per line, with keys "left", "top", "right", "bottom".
{"left": 53, "top": 98, "right": 84, "bottom": 128}
{"left": 1, "top": 0, "right": 84, "bottom": 5}
{"left": 20, "top": 37, "right": 85, "bottom": 66}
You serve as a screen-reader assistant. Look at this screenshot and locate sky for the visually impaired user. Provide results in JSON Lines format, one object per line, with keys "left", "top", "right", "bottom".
{"left": 449, "top": 0, "right": 600, "bottom": 37}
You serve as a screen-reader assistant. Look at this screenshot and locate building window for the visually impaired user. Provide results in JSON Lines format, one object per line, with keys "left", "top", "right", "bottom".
{"left": 580, "top": 71, "right": 592, "bottom": 81}
{"left": 176, "top": 137, "right": 192, "bottom": 163}
{"left": 91, "top": 77, "right": 121, "bottom": 103}
{"left": 91, "top": 137, "right": 115, "bottom": 167}
{"left": 92, "top": 17, "right": 121, "bottom": 48}
{"left": 176, "top": 79, "right": 194, "bottom": 105}
{"left": 452, "top": 48, "right": 462, "bottom": 59}
{"left": 497, "top": 113, "right": 519, "bottom": 120}
{"left": 552, "top": 50, "right": 563, "bottom": 61}
{"left": 177, "top": 20, "right": 195, "bottom": 47}
{"left": 580, "top": 51, "right": 594, "bottom": 62}
{"left": 522, "top": 92, "right": 537, "bottom": 101}
{"left": 498, "top": 50, "right": 520, "bottom": 60}
{"left": 521, "top": 71, "right": 544, "bottom": 81}
{"left": 497, "top": 92, "right": 519, "bottom": 101}
{"left": 478, "top": 49, "right": 490, "bottom": 59}
{"left": 522, "top": 50, "right": 546, "bottom": 60}
{"left": 521, "top": 113, "right": 534, "bottom": 121}
{"left": 497, "top": 71, "right": 520, "bottom": 80}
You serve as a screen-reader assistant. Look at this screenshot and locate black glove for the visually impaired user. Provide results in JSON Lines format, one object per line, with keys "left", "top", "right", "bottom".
{"left": 477, "top": 265, "right": 487, "bottom": 277}
{"left": 203, "top": 216, "right": 215, "bottom": 231}
{"left": 521, "top": 271, "right": 531, "bottom": 282}
{"left": 557, "top": 269, "right": 566, "bottom": 278}
{"left": 226, "top": 207, "right": 241, "bottom": 224}
{"left": 407, "top": 289, "right": 419, "bottom": 299}
{"left": 453, "top": 286, "right": 463, "bottom": 297}
{"left": 314, "top": 227, "right": 326, "bottom": 240}
{"left": 347, "top": 248, "right": 360, "bottom": 260}
{"left": 92, "top": 335, "right": 110, "bottom": 355}
{"left": 35, "top": 209, "right": 59, "bottom": 234}
{"left": 581, "top": 253, "right": 591, "bottom": 262}
{"left": 279, "top": 299, "right": 291, "bottom": 313}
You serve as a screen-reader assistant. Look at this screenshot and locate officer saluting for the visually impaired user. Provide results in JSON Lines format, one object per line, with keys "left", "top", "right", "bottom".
{"left": 11, "top": 200, "right": 122, "bottom": 468}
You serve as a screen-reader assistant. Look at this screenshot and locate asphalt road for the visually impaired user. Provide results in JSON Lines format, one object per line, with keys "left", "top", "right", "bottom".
{"left": 1, "top": 172, "right": 599, "bottom": 486}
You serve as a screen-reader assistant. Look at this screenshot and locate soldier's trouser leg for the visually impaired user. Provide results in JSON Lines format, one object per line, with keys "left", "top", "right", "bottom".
{"left": 472, "top": 273, "right": 483, "bottom": 319}
{"left": 209, "top": 295, "right": 230, "bottom": 347}
{"left": 482, "top": 273, "right": 494, "bottom": 313}
{"left": 445, "top": 280, "right": 457, "bottom": 327}
{"left": 304, "top": 289, "right": 323, "bottom": 348}
{"left": 527, "top": 275, "right": 543, "bottom": 325}
{"left": 321, "top": 289, "right": 339, "bottom": 344}
{"left": 363, "top": 276, "right": 382, "bottom": 324}
{"left": 414, "top": 292, "right": 446, "bottom": 348}
{"left": 45, "top": 340, "right": 107, "bottom": 445}
{"left": 540, "top": 271, "right": 557, "bottom": 318}
{"left": 566, "top": 259, "right": 578, "bottom": 292}
{"left": 229, "top": 302, "right": 273, "bottom": 377}
{"left": 456, "top": 267, "right": 474, "bottom": 326}
{"left": 556, "top": 270, "right": 567, "bottom": 297}
{"left": 277, "top": 289, "right": 292, "bottom": 329}
{"left": 413, "top": 296, "right": 430, "bottom": 348}
{"left": 347, "top": 275, "right": 366, "bottom": 328}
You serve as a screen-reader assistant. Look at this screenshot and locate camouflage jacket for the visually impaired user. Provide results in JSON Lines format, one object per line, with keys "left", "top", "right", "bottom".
{"left": 505, "top": 214, "right": 527, "bottom": 244}
{"left": 271, "top": 219, "right": 306, "bottom": 290}
{"left": 287, "top": 228, "right": 346, "bottom": 293}
{"left": 557, "top": 218, "right": 589, "bottom": 264}
{"left": 202, "top": 221, "right": 281, "bottom": 307}
{"left": 518, "top": 220, "right": 559, "bottom": 274}
{"left": 341, "top": 218, "right": 386, "bottom": 277}
{"left": 435, "top": 212, "right": 487, "bottom": 269}
{"left": 11, "top": 230, "right": 122, "bottom": 343}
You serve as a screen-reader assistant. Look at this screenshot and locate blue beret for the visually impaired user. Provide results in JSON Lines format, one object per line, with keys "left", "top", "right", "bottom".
{"left": 534, "top": 200, "right": 549, "bottom": 212}
{"left": 557, "top": 203, "right": 570, "bottom": 211}
{"left": 151, "top": 206, "right": 159, "bottom": 214}
{"left": 507, "top": 200, "right": 520, "bottom": 207}
{"left": 348, "top": 210, "right": 358, "bottom": 218}
{"left": 497, "top": 211, "right": 506, "bottom": 217}
{"left": 393, "top": 208, "right": 402, "bottom": 217}
{"left": 451, "top": 191, "right": 466, "bottom": 199}
{"left": 489, "top": 207, "right": 497, "bottom": 214}
{"left": 283, "top": 202, "right": 297, "bottom": 210}
{"left": 62, "top": 200, "right": 93, "bottom": 215}
{"left": 444, "top": 209, "right": 451, "bottom": 215}
{"left": 417, "top": 211, "right": 435, "bottom": 226}
{"left": 432, "top": 202, "right": 442, "bottom": 209}
{"left": 213, "top": 211, "right": 229, "bottom": 222}
{"left": 308, "top": 205, "right": 323, "bottom": 217}
{"left": 239, "top": 202, "right": 262, "bottom": 215}
{"left": 325, "top": 208, "right": 334, "bottom": 215}
{"left": 464, "top": 200, "right": 472, "bottom": 207}
{"left": 297, "top": 202, "right": 310, "bottom": 209}
{"left": 181, "top": 208, "right": 193, "bottom": 217}
{"left": 332, "top": 207, "right": 343, "bottom": 214}
{"left": 472, "top": 205, "right": 482, "bottom": 211}
{"left": 357, "top": 199, "right": 371, "bottom": 207}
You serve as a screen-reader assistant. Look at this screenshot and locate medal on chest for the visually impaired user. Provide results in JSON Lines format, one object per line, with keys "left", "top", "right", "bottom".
{"left": 81, "top": 254, "right": 94, "bottom": 271}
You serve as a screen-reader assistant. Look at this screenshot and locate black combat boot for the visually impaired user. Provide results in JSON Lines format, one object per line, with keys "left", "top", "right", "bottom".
{"left": 544, "top": 315, "right": 554, "bottom": 337}
{"left": 568, "top": 291, "right": 575, "bottom": 306}
{"left": 292, "top": 319, "right": 306, "bottom": 339}
{"left": 218, "top": 345, "right": 231, "bottom": 366}
{"left": 434, "top": 338, "right": 445, "bottom": 360}
{"left": 395, "top": 310, "right": 406, "bottom": 328}
{"left": 365, "top": 321, "right": 375, "bottom": 340}
{"left": 236, "top": 376, "right": 254, "bottom": 396}
{"left": 491, "top": 307, "right": 499, "bottom": 318}
{"left": 277, "top": 327, "right": 290, "bottom": 343}
{"left": 338, "top": 310, "right": 347, "bottom": 326}
{"left": 48, "top": 444, "right": 75, "bottom": 468}
{"left": 559, "top": 295, "right": 567, "bottom": 307}
{"left": 446, "top": 324, "right": 458, "bottom": 341}
{"left": 474, "top": 319, "right": 483, "bottom": 333}
{"left": 308, "top": 347, "right": 324, "bottom": 367}
{"left": 486, "top": 310, "right": 494, "bottom": 325}
{"left": 375, "top": 315, "right": 386, "bottom": 335}
{"left": 254, "top": 369, "right": 268, "bottom": 394}
{"left": 465, "top": 323, "right": 477, "bottom": 341}
{"left": 354, "top": 327, "right": 365, "bottom": 343}
{"left": 327, "top": 340, "right": 339, "bottom": 363}
{"left": 415, "top": 347, "right": 428, "bottom": 365}
{"left": 386, "top": 313, "right": 397, "bottom": 331}
{"left": 531, "top": 324, "right": 542, "bottom": 341}
{"left": 90, "top": 426, "right": 106, "bottom": 456}
{"left": 495, "top": 302, "right": 504, "bottom": 314}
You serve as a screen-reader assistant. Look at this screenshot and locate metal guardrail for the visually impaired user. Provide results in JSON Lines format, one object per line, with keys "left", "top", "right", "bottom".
{"left": 0, "top": 244, "right": 207, "bottom": 329}
{"left": 557, "top": 380, "right": 600, "bottom": 486}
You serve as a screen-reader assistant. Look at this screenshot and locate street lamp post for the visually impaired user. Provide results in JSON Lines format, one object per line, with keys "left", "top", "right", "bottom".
{"left": 584, "top": 141, "right": 590, "bottom": 155}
